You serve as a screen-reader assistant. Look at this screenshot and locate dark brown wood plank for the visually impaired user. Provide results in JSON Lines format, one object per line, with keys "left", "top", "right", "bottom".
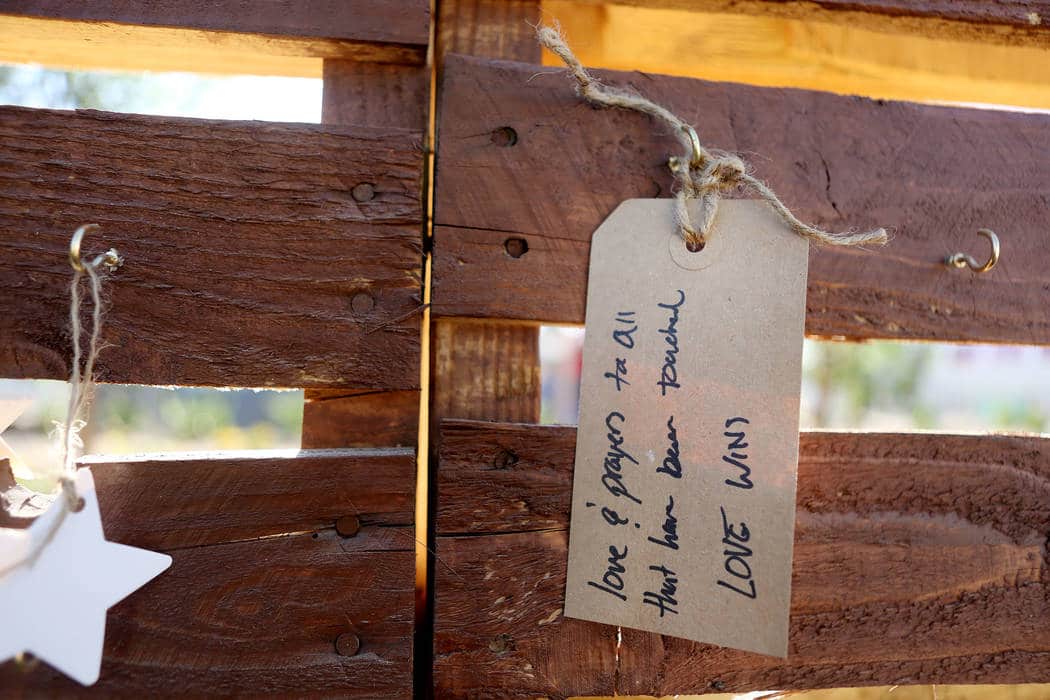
{"left": 431, "top": 1, "right": 544, "bottom": 426}
{"left": 2, "top": 0, "right": 429, "bottom": 45}
{"left": 571, "top": 0, "right": 1050, "bottom": 48}
{"left": 0, "top": 530, "right": 414, "bottom": 697}
{"left": 436, "top": 0, "right": 542, "bottom": 61}
{"left": 0, "top": 449, "right": 415, "bottom": 696}
{"left": 0, "top": 106, "right": 423, "bottom": 388}
{"left": 82, "top": 448, "right": 414, "bottom": 550}
{"left": 303, "top": 390, "right": 420, "bottom": 448}
{"left": 299, "top": 59, "right": 429, "bottom": 449}
{"left": 434, "top": 420, "right": 1050, "bottom": 697}
{"left": 432, "top": 55, "right": 1050, "bottom": 344}
{"left": 322, "top": 60, "right": 430, "bottom": 130}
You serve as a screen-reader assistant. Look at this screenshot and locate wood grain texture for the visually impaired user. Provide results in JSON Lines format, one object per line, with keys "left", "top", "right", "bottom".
{"left": 82, "top": 448, "right": 414, "bottom": 549}
{"left": 432, "top": 55, "right": 1050, "bottom": 344}
{"left": 322, "top": 60, "right": 430, "bottom": 130}
{"left": 434, "top": 420, "right": 1050, "bottom": 697}
{"left": 437, "top": 0, "right": 542, "bottom": 61}
{"left": 431, "top": 320, "right": 541, "bottom": 423}
{"left": 0, "top": 532, "right": 414, "bottom": 697}
{"left": 0, "top": 450, "right": 415, "bottom": 696}
{"left": 303, "top": 390, "right": 420, "bottom": 448}
{"left": 2, "top": 0, "right": 429, "bottom": 47}
{"left": 432, "top": 1, "right": 544, "bottom": 425}
{"left": 567, "top": 0, "right": 1050, "bottom": 48}
{"left": 300, "top": 59, "right": 429, "bottom": 448}
{"left": 0, "top": 106, "right": 423, "bottom": 389}
{"left": 0, "top": 11, "right": 425, "bottom": 77}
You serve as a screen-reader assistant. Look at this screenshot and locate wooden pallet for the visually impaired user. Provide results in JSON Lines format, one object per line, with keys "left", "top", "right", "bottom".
{"left": 0, "top": 1, "right": 1047, "bottom": 697}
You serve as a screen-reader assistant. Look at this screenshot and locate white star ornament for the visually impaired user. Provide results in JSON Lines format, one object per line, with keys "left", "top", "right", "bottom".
{"left": 0, "top": 467, "right": 171, "bottom": 685}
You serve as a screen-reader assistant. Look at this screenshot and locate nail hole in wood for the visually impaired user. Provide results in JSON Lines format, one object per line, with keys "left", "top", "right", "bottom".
{"left": 335, "top": 632, "right": 361, "bottom": 657}
{"left": 351, "top": 183, "right": 375, "bottom": 202}
{"left": 350, "top": 292, "right": 375, "bottom": 315}
{"left": 491, "top": 126, "right": 517, "bottom": 147}
{"left": 504, "top": 237, "right": 528, "bottom": 258}
{"left": 493, "top": 449, "right": 519, "bottom": 470}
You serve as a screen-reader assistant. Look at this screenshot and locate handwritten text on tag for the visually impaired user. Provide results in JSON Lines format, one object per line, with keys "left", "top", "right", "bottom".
{"left": 564, "top": 199, "right": 808, "bottom": 657}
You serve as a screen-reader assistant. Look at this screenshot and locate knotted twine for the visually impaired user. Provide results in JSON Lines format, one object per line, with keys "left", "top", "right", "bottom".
{"left": 0, "top": 226, "right": 120, "bottom": 578}
{"left": 536, "top": 25, "right": 888, "bottom": 249}
{"left": 55, "top": 231, "right": 121, "bottom": 511}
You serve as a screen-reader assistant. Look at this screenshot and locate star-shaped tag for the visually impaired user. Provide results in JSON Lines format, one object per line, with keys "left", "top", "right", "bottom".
{"left": 0, "top": 468, "right": 171, "bottom": 685}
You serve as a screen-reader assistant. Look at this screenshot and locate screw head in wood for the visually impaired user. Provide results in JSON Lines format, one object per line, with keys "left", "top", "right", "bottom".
{"left": 335, "top": 632, "right": 360, "bottom": 657}
{"left": 351, "top": 182, "right": 376, "bottom": 202}
{"left": 350, "top": 292, "right": 375, "bottom": 315}
{"left": 336, "top": 515, "right": 361, "bottom": 538}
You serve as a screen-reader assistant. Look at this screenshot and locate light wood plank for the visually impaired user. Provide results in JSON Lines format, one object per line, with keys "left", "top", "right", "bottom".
{"left": 0, "top": 1, "right": 428, "bottom": 76}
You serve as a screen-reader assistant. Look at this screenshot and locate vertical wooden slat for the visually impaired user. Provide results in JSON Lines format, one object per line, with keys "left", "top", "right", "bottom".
{"left": 304, "top": 53, "right": 432, "bottom": 698}
{"left": 301, "top": 58, "right": 429, "bottom": 450}
{"left": 431, "top": 0, "right": 543, "bottom": 424}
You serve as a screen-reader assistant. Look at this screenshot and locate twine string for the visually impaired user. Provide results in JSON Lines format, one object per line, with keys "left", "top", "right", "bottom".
{"left": 537, "top": 25, "right": 888, "bottom": 249}
{"left": 57, "top": 250, "right": 111, "bottom": 510}
{"left": 0, "top": 231, "right": 119, "bottom": 580}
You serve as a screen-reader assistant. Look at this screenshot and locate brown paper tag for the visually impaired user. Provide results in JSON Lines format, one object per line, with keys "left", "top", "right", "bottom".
{"left": 564, "top": 199, "right": 808, "bottom": 657}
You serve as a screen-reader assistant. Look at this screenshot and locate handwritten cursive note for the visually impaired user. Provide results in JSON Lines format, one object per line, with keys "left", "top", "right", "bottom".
{"left": 564, "top": 199, "right": 808, "bottom": 658}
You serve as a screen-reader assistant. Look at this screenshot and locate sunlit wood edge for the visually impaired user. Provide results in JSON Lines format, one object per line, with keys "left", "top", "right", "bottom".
{"left": 0, "top": 14, "right": 425, "bottom": 78}
{"left": 542, "top": 2, "right": 1050, "bottom": 111}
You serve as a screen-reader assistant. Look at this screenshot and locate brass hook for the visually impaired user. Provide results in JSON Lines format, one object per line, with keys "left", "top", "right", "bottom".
{"left": 69, "top": 224, "right": 121, "bottom": 273}
{"left": 667, "top": 124, "right": 705, "bottom": 174}
{"left": 681, "top": 124, "right": 704, "bottom": 168}
{"left": 946, "top": 228, "right": 1000, "bottom": 274}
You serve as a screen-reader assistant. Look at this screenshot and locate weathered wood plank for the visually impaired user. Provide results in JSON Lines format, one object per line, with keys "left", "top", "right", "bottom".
{"left": 434, "top": 420, "right": 1050, "bottom": 696}
{"left": 303, "top": 390, "right": 420, "bottom": 448}
{"left": 566, "top": 0, "right": 1050, "bottom": 48}
{"left": 432, "top": 55, "right": 1050, "bottom": 344}
{"left": 82, "top": 448, "right": 415, "bottom": 550}
{"left": 299, "top": 58, "right": 429, "bottom": 449}
{"left": 0, "top": 449, "right": 415, "bottom": 696}
{"left": 0, "top": 106, "right": 423, "bottom": 388}
{"left": 0, "top": 531, "right": 414, "bottom": 697}
{"left": 431, "top": 1, "right": 545, "bottom": 426}
{"left": 0, "top": 1, "right": 428, "bottom": 74}
{"left": 432, "top": 319, "right": 541, "bottom": 423}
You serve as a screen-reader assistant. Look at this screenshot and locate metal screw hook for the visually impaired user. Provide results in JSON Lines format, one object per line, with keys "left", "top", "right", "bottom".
{"left": 69, "top": 224, "right": 122, "bottom": 273}
{"left": 946, "top": 228, "right": 1000, "bottom": 273}
{"left": 668, "top": 124, "right": 706, "bottom": 174}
